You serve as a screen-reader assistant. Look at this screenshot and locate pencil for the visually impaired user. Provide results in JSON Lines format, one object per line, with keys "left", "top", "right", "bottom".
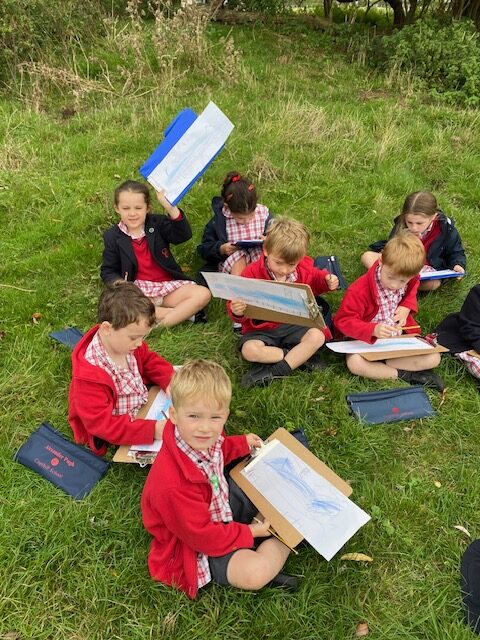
{"left": 402, "top": 324, "right": 421, "bottom": 331}
{"left": 252, "top": 517, "right": 299, "bottom": 555}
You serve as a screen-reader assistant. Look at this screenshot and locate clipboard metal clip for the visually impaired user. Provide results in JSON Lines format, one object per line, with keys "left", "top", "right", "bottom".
{"left": 305, "top": 298, "right": 321, "bottom": 321}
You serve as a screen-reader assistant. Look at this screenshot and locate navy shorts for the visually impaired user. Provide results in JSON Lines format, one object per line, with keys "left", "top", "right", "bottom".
{"left": 238, "top": 323, "right": 310, "bottom": 350}
{"left": 208, "top": 476, "right": 258, "bottom": 586}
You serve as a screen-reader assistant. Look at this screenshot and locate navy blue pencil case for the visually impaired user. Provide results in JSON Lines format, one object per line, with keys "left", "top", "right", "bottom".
{"left": 49, "top": 327, "right": 84, "bottom": 349}
{"left": 347, "top": 386, "right": 435, "bottom": 424}
{"left": 14, "top": 422, "right": 110, "bottom": 499}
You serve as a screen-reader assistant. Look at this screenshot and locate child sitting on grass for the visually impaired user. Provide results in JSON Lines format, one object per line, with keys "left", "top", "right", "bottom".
{"left": 68, "top": 282, "right": 174, "bottom": 456}
{"left": 197, "top": 172, "right": 273, "bottom": 277}
{"left": 334, "top": 233, "right": 444, "bottom": 391}
{"left": 101, "top": 180, "right": 211, "bottom": 326}
{"left": 361, "top": 191, "right": 466, "bottom": 292}
{"left": 227, "top": 217, "right": 339, "bottom": 388}
{"left": 141, "top": 360, "right": 296, "bottom": 599}
{"left": 435, "top": 284, "right": 480, "bottom": 389}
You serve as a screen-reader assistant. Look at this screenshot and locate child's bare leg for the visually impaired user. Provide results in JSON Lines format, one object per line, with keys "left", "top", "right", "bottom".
{"left": 360, "top": 251, "right": 380, "bottom": 269}
{"left": 418, "top": 279, "right": 441, "bottom": 292}
{"left": 158, "top": 285, "right": 211, "bottom": 327}
{"left": 230, "top": 258, "right": 248, "bottom": 276}
{"left": 242, "top": 340, "right": 284, "bottom": 364}
{"left": 386, "top": 352, "right": 441, "bottom": 371}
{"left": 226, "top": 539, "right": 291, "bottom": 591}
{"left": 346, "top": 353, "right": 397, "bottom": 380}
{"left": 285, "top": 329, "right": 325, "bottom": 370}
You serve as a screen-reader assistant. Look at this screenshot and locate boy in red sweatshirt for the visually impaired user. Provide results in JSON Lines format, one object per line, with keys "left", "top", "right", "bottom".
{"left": 334, "top": 233, "right": 444, "bottom": 390}
{"left": 227, "top": 217, "right": 339, "bottom": 387}
{"left": 68, "top": 282, "right": 174, "bottom": 456}
{"left": 141, "top": 359, "right": 296, "bottom": 599}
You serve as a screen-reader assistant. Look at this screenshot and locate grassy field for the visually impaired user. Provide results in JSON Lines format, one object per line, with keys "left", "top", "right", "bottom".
{"left": 1, "top": 16, "right": 480, "bottom": 640}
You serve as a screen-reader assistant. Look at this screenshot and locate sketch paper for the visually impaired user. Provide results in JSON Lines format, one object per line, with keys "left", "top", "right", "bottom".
{"left": 327, "top": 337, "right": 434, "bottom": 355}
{"left": 128, "top": 390, "right": 171, "bottom": 453}
{"left": 201, "top": 272, "right": 312, "bottom": 319}
{"left": 145, "top": 102, "right": 234, "bottom": 203}
{"left": 419, "top": 269, "right": 464, "bottom": 281}
{"left": 241, "top": 440, "right": 370, "bottom": 560}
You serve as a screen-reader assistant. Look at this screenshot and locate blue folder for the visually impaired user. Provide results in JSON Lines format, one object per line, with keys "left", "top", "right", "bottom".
{"left": 139, "top": 108, "right": 226, "bottom": 205}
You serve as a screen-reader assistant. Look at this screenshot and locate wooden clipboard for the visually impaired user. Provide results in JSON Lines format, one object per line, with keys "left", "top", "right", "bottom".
{"left": 112, "top": 386, "right": 161, "bottom": 464}
{"left": 244, "top": 280, "right": 325, "bottom": 329}
{"left": 362, "top": 336, "right": 449, "bottom": 362}
{"left": 230, "top": 428, "right": 352, "bottom": 549}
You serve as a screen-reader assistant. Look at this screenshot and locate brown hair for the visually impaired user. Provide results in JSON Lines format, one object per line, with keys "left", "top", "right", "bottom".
{"left": 98, "top": 282, "right": 156, "bottom": 329}
{"left": 398, "top": 191, "right": 438, "bottom": 229}
{"left": 221, "top": 172, "right": 257, "bottom": 215}
{"left": 263, "top": 217, "right": 309, "bottom": 263}
{"left": 114, "top": 180, "right": 151, "bottom": 208}
{"left": 382, "top": 232, "right": 426, "bottom": 278}
{"left": 170, "top": 359, "right": 232, "bottom": 410}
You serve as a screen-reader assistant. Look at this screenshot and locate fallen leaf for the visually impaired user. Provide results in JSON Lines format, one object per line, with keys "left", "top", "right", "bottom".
{"left": 341, "top": 553, "right": 373, "bottom": 563}
{"left": 0, "top": 330, "right": 5, "bottom": 340}
{"left": 434, "top": 480, "right": 442, "bottom": 488}
{"left": 2, "top": 633, "right": 22, "bottom": 640}
{"left": 355, "top": 621, "right": 369, "bottom": 637}
{"left": 454, "top": 525, "right": 471, "bottom": 538}
{"left": 277, "top": 55, "right": 290, "bottom": 64}
{"left": 114, "top": 174, "right": 121, "bottom": 179}
{"left": 325, "top": 428, "right": 338, "bottom": 437}
{"left": 312, "top": 396, "right": 325, "bottom": 402}
{"left": 31, "top": 312, "right": 42, "bottom": 324}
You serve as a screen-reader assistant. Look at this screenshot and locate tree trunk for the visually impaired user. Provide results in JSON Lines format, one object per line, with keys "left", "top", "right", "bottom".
{"left": 385, "top": 0, "right": 405, "bottom": 26}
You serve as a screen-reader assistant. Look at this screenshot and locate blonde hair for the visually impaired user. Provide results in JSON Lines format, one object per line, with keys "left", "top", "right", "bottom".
{"left": 263, "top": 217, "right": 309, "bottom": 263}
{"left": 382, "top": 232, "right": 426, "bottom": 278}
{"left": 170, "top": 360, "right": 232, "bottom": 410}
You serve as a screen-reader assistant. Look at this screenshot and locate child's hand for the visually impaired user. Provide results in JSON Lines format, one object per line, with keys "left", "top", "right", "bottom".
{"left": 221, "top": 242, "right": 237, "bottom": 256}
{"left": 249, "top": 518, "right": 272, "bottom": 539}
{"left": 231, "top": 300, "right": 247, "bottom": 316}
{"left": 154, "top": 419, "right": 166, "bottom": 440}
{"left": 325, "top": 274, "right": 339, "bottom": 290}
{"left": 453, "top": 265, "right": 465, "bottom": 278}
{"left": 156, "top": 189, "right": 181, "bottom": 219}
{"left": 373, "top": 323, "right": 401, "bottom": 339}
{"left": 246, "top": 433, "right": 263, "bottom": 449}
{"left": 393, "top": 305, "right": 410, "bottom": 327}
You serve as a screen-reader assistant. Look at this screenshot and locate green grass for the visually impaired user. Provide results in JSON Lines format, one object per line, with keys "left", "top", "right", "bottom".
{"left": 1, "top": 17, "right": 480, "bottom": 640}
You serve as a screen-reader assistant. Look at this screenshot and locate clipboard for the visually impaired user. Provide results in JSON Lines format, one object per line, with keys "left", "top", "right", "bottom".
{"left": 230, "top": 428, "right": 352, "bottom": 548}
{"left": 244, "top": 281, "right": 326, "bottom": 330}
{"left": 113, "top": 386, "right": 161, "bottom": 464}
{"left": 362, "top": 336, "right": 448, "bottom": 361}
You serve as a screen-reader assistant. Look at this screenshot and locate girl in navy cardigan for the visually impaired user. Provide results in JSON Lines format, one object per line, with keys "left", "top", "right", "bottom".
{"left": 361, "top": 191, "right": 466, "bottom": 292}
{"left": 101, "top": 181, "right": 210, "bottom": 326}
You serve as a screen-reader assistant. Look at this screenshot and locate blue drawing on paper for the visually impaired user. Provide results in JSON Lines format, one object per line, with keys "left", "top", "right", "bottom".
{"left": 265, "top": 456, "right": 341, "bottom": 515}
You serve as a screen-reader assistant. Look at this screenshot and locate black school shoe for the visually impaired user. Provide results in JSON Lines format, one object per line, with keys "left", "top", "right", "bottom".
{"left": 241, "top": 360, "right": 292, "bottom": 388}
{"left": 190, "top": 309, "right": 208, "bottom": 324}
{"left": 301, "top": 351, "right": 328, "bottom": 372}
{"left": 397, "top": 369, "right": 445, "bottom": 392}
{"left": 267, "top": 572, "right": 299, "bottom": 591}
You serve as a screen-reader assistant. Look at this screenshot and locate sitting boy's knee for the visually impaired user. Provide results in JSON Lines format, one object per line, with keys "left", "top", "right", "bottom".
{"left": 241, "top": 342, "right": 259, "bottom": 362}
{"left": 306, "top": 328, "right": 325, "bottom": 347}
{"left": 346, "top": 354, "right": 364, "bottom": 375}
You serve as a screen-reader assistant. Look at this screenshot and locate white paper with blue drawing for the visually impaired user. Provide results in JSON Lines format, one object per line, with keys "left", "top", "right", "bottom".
{"left": 144, "top": 102, "right": 234, "bottom": 204}
{"left": 241, "top": 439, "right": 370, "bottom": 560}
{"left": 327, "top": 337, "right": 433, "bottom": 355}
{"left": 128, "top": 390, "right": 172, "bottom": 454}
{"left": 201, "top": 271, "right": 312, "bottom": 319}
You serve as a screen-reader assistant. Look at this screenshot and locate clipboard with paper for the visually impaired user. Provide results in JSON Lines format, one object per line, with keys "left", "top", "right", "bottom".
{"left": 230, "top": 428, "right": 370, "bottom": 559}
{"left": 200, "top": 271, "right": 326, "bottom": 329}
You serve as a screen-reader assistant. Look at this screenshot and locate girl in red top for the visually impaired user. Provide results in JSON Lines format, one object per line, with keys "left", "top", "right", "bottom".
{"left": 101, "top": 181, "right": 211, "bottom": 326}
{"left": 361, "top": 191, "right": 466, "bottom": 292}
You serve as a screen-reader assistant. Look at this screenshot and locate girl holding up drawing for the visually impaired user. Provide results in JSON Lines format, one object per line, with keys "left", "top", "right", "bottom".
{"left": 197, "top": 172, "right": 273, "bottom": 277}
{"left": 360, "top": 191, "right": 466, "bottom": 291}
{"left": 100, "top": 180, "right": 211, "bottom": 327}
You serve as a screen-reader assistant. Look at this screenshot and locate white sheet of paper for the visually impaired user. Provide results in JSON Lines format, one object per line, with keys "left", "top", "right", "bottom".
{"left": 327, "top": 337, "right": 433, "bottom": 354}
{"left": 241, "top": 440, "right": 370, "bottom": 560}
{"left": 128, "top": 390, "right": 171, "bottom": 453}
{"left": 201, "top": 271, "right": 311, "bottom": 319}
{"left": 419, "top": 269, "right": 463, "bottom": 281}
{"left": 146, "top": 102, "right": 234, "bottom": 203}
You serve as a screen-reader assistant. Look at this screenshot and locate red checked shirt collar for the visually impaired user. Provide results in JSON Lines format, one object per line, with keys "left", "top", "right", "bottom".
{"left": 84, "top": 331, "right": 148, "bottom": 417}
{"left": 372, "top": 264, "right": 406, "bottom": 326}
{"left": 174, "top": 426, "right": 232, "bottom": 589}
